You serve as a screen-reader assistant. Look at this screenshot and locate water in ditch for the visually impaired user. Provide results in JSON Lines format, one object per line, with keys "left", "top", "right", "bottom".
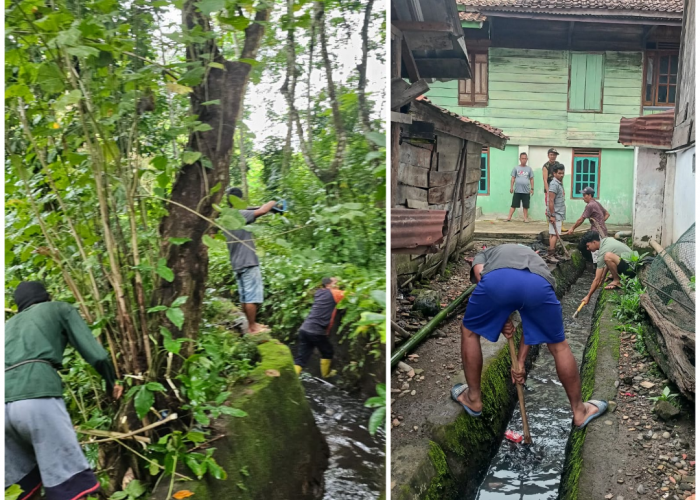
{"left": 475, "top": 273, "right": 600, "bottom": 500}
{"left": 302, "top": 377, "right": 386, "bottom": 500}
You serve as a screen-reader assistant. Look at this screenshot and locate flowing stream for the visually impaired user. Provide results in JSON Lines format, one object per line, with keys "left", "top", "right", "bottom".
{"left": 475, "top": 274, "right": 600, "bottom": 500}
{"left": 302, "top": 377, "right": 386, "bottom": 500}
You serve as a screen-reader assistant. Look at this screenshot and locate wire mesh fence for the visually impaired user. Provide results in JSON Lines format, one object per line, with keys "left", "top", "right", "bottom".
{"left": 644, "top": 224, "right": 695, "bottom": 332}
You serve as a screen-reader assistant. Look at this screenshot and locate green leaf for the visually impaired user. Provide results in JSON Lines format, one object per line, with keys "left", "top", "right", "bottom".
{"left": 146, "top": 382, "right": 166, "bottom": 392}
{"left": 166, "top": 307, "right": 185, "bottom": 329}
{"left": 156, "top": 258, "right": 174, "bottom": 282}
{"left": 124, "top": 479, "right": 146, "bottom": 498}
{"left": 206, "top": 459, "right": 228, "bottom": 480}
{"left": 228, "top": 195, "right": 247, "bottom": 210}
{"left": 183, "top": 151, "right": 202, "bottom": 165}
{"left": 152, "top": 156, "right": 168, "bottom": 170}
{"left": 109, "top": 492, "right": 127, "bottom": 500}
{"left": 219, "top": 406, "right": 247, "bottom": 418}
{"left": 147, "top": 305, "right": 168, "bottom": 313}
{"left": 148, "top": 461, "right": 160, "bottom": 476}
{"left": 160, "top": 327, "right": 181, "bottom": 355}
{"left": 171, "top": 296, "right": 189, "bottom": 307}
{"left": 179, "top": 66, "right": 206, "bottom": 87}
{"left": 66, "top": 45, "right": 100, "bottom": 58}
{"left": 133, "top": 386, "right": 155, "bottom": 419}
{"left": 169, "top": 237, "right": 192, "bottom": 245}
{"left": 376, "top": 383, "right": 386, "bottom": 398}
{"left": 343, "top": 202, "right": 364, "bottom": 210}
{"left": 370, "top": 290, "right": 386, "bottom": 307}
{"left": 196, "top": 0, "right": 225, "bottom": 15}
{"left": 54, "top": 89, "right": 83, "bottom": 110}
{"left": 202, "top": 234, "right": 227, "bottom": 251}
{"left": 36, "top": 63, "right": 66, "bottom": 93}
{"left": 365, "top": 131, "right": 386, "bottom": 147}
{"left": 220, "top": 15, "right": 250, "bottom": 30}
{"left": 186, "top": 431, "right": 206, "bottom": 443}
{"left": 208, "top": 62, "right": 225, "bottom": 70}
{"left": 368, "top": 407, "right": 385, "bottom": 436}
{"left": 184, "top": 453, "right": 207, "bottom": 479}
{"left": 194, "top": 123, "right": 213, "bottom": 132}
{"left": 218, "top": 207, "right": 247, "bottom": 230}
{"left": 238, "top": 58, "right": 258, "bottom": 66}
{"left": 364, "top": 396, "right": 384, "bottom": 408}
{"left": 201, "top": 99, "right": 221, "bottom": 106}
{"left": 5, "top": 484, "right": 23, "bottom": 500}
{"left": 215, "top": 391, "right": 231, "bottom": 405}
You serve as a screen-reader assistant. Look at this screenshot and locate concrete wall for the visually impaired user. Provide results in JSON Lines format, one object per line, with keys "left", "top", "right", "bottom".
{"left": 475, "top": 145, "right": 634, "bottom": 224}
{"left": 672, "top": 147, "right": 695, "bottom": 242}
{"left": 632, "top": 148, "right": 667, "bottom": 247}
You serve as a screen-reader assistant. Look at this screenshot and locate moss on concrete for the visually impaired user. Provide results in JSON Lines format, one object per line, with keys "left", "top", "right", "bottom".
{"left": 558, "top": 289, "right": 608, "bottom": 500}
{"left": 424, "top": 441, "right": 457, "bottom": 500}
{"left": 152, "top": 341, "right": 328, "bottom": 500}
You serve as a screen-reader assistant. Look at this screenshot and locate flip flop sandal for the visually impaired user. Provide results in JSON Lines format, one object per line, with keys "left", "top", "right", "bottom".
{"left": 576, "top": 400, "right": 608, "bottom": 430}
{"left": 450, "top": 384, "right": 482, "bottom": 417}
{"left": 605, "top": 283, "right": 622, "bottom": 290}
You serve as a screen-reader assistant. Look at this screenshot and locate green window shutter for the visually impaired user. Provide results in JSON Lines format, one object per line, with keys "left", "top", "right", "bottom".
{"left": 569, "top": 53, "right": 603, "bottom": 112}
{"left": 572, "top": 155, "right": 599, "bottom": 198}
{"left": 479, "top": 151, "right": 489, "bottom": 194}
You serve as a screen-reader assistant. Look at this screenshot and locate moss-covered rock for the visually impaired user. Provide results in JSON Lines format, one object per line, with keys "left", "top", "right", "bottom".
{"left": 152, "top": 341, "right": 328, "bottom": 500}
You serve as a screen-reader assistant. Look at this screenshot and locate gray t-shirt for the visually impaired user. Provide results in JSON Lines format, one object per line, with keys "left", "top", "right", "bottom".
{"left": 473, "top": 244, "right": 555, "bottom": 289}
{"left": 224, "top": 210, "right": 259, "bottom": 271}
{"left": 511, "top": 165, "right": 533, "bottom": 194}
{"left": 548, "top": 178, "right": 566, "bottom": 220}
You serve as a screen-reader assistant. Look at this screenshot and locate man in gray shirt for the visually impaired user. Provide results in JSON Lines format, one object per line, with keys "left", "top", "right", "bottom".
{"left": 547, "top": 164, "right": 566, "bottom": 261}
{"left": 224, "top": 187, "right": 277, "bottom": 334}
{"left": 451, "top": 245, "right": 607, "bottom": 429}
{"left": 506, "top": 152, "right": 534, "bottom": 222}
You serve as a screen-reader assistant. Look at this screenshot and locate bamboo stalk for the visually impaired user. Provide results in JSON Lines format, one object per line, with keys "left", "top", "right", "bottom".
{"left": 507, "top": 336, "right": 532, "bottom": 444}
{"left": 391, "top": 284, "right": 476, "bottom": 367}
{"left": 76, "top": 413, "right": 177, "bottom": 444}
{"left": 391, "top": 320, "right": 411, "bottom": 339}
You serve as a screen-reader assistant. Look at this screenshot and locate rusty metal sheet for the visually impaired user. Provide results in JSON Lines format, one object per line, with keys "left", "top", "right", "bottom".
{"left": 619, "top": 110, "right": 675, "bottom": 149}
{"left": 460, "top": 11, "right": 487, "bottom": 22}
{"left": 391, "top": 209, "right": 448, "bottom": 254}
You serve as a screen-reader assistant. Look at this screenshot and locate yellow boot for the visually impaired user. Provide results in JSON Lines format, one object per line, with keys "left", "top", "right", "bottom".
{"left": 294, "top": 365, "right": 303, "bottom": 375}
{"left": 320, "top": 359, "right": 337, "bottom": 378}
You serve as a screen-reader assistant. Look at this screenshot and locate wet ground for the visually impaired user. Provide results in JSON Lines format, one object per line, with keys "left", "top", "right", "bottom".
{"left": 302, "top": 377, "right": 385, "bottom": 500}
{"left": 475, "top": 273, "right": 599, "bottom": 499}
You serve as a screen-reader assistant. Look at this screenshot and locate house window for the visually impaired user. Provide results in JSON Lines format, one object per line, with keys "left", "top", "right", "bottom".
{"left": 479, "top": 147, "right": 489, "bottom": 195}
{"left": 572, "top": 148, "right": 600, "bottom": 198}
{"left": 643, "top": 51, "right": 679, "bottom": 106}
{"left": 458, "top": 52, "right": 488, "bottom": 106}
{"left": 569, "top": 53, "right": 604, "bottom": 112}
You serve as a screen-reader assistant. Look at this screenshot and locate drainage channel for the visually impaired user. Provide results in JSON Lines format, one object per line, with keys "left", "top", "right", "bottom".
{"left": 302, "top": 377, "right": 386, "bottom": 500}
{"left": 475, "top": 273, "right": 601, "bottom": 500}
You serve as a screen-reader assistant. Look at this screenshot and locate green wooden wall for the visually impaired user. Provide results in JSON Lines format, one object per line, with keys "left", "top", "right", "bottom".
{"left": 476, "top": 146, "right": 634, "bottom": 224}
{"left": 426, "top": 48, "right": 644, "bottom": 149}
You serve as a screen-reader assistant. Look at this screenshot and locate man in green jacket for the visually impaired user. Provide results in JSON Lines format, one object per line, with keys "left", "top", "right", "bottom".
{"left": 5, "top": 282, "right": 123, "bottom": 500}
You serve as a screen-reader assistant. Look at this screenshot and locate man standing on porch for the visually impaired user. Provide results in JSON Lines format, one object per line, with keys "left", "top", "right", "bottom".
{"left": 542, "top": 148, "right": 565, "bottom": 223}
{"left": 505, "top": 152, "right": 534, "bottom": 222}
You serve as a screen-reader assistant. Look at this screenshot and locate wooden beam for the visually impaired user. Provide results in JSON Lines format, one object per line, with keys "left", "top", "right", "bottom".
{"left": 410, "top": 99, "right": 507, "bottom": 149}
{"left": 643, "top": 25, "right": 658, "bottom": 44}
{"left": 391, "top": 111, "right": 413, "bottom": 124}
{"left": 481, "top": 10, "right": 682, "bottom": 26}
{"left": 414, "top": 58, "right": 470, "bottom": 79}
{"left": 391, "top": 78, "right": 430, "bottom": 109}
{"left": 567, "top": 21, "right": 575, "bottom": 49}
{"left": 392, "top": 20, "right": 454, "bottom": 33}
{"left": 401, "top": 37, "right": 421, "bottom": 82}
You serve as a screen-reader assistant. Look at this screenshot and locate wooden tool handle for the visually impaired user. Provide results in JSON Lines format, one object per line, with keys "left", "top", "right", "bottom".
{"left": 573, "top": 301, "right": 585, "bottom": 318}
{"left": 552, "top": 221, "right": 571, "bottom": 258}
{"left": 507, "top": 336, "right": 532, "bottom": 444}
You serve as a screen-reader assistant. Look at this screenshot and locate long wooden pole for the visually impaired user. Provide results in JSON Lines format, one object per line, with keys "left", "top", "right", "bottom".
{"left": 552, "top": 220, "right": 571, "bottom": 258}
{"left": 439, "top": 142, "right": 467, "bottom": 276}
{"left": 391, "top": 284, "right": 476, "bottom": 367}
{"left": 507, "top": 337, "right": 532, "bottom": 444}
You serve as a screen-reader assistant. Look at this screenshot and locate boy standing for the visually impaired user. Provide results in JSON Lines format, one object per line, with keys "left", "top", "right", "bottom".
{"left": 547, "top": 164, "right": 566, "bottom": 260}
{"left": 294, "top": 278, "right": 345, "bottom": 378}
{"left": 506, "top": 152, "right": 534, "bottom": 222}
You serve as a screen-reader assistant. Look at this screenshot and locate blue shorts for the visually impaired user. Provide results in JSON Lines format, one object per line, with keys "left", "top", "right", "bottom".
{"left": 462, "top": 268, "right": 565, "bottom": 345}
{"left": 236, "top": 266, "right": 264, "bottom": 304}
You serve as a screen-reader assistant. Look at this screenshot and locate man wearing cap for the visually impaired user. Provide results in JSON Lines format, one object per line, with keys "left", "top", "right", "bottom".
{"left": 5, "top": 281, "right": 123, "bottom": 500}
{"left": 542, "top": 148, "right": 565, "bottom": 223}
{"left": 450, "top": 244, "right": 607, "bottom": 429}
{"left": 568, "top": 187, "right": 610, "bottom": 263}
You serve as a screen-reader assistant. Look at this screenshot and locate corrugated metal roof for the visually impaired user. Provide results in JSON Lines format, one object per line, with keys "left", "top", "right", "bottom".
{"left": 391, "top": 209, "right": 448, "bottom": 254}
{"left": 460, "top": 11, "right": 488, "bottom": 21}
{"left": 456, "top": 0, "right": 683, "bottom": 13}
{"left": 414, "top": 95, "right": 509, "bottom": 140}
{"left": 619, "top": 110, "right": 675, "bottom": 148}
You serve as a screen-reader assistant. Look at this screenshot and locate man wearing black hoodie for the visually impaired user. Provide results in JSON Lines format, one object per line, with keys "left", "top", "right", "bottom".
{"left": 5, "top": 282, "right": 122, "bottom": 500}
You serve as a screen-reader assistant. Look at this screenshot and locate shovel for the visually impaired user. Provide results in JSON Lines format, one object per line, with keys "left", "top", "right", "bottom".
{"left": 507, "top": 336, "right": 533, "bottom": 444}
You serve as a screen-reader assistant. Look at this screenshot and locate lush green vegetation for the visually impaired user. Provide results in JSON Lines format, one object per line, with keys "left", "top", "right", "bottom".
{"left": 5, "top": 0, "right": 385, "bottom": 496}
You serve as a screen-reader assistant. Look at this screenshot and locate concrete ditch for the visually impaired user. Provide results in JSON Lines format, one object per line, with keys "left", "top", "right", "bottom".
{"left": 392, "top": 250, "right": 586, "bottom": 500}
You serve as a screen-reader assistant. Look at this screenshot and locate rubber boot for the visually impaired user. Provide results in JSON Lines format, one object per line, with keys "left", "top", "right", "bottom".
{"left": 294, "top": 365, "right": 302, "bottom": 375}
{"left": 320, "top": 359, "right": 337, "bottom": 378}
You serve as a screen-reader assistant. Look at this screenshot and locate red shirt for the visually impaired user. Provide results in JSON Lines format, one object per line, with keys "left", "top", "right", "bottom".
{"left": 581, "top": 199, "right": 608, "bottom": 236}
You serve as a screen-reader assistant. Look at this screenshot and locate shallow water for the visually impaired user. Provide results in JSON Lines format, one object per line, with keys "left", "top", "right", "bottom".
{"left": 302, "top": 377, "right": 385, "bottom": 500}
{"left": 475, "top": 274, "right": 600, "bottom": 500}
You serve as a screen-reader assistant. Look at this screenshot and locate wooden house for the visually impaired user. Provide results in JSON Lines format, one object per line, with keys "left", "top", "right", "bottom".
{"left": 424, "top": 0, "right": 683, "bottom": 225}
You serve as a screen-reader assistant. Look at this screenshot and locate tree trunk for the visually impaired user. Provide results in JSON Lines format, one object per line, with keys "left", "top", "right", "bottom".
{"left": 158, "top": 3, "right": 269, "bottom": 354}
{"left": 357, "top": 0, "right": 375, "bottom": 137}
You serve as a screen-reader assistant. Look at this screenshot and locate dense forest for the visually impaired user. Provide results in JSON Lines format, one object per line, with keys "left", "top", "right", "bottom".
{"left": 5, "top": 0, "right": 385, "bottom": 497}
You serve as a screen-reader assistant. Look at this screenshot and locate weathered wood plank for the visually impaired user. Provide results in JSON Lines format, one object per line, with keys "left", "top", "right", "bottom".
{"left": 414, "top": 58, "right": 471, "bottom": 79}
{"left": 489, "top": 82, "right": 568, "bottom": 94}
{"left": 429, "top": 169, "right": 458, "bottom": 187}
{"left": 406, "top": 199, "right": 429, "bottom": 209}
{"left": 398, "top": 164, "right": 430, "bottom": 188}
{"left": 428, "top": 184, "right": 455, "bottom": 204}
{"left": 391, "top": 78, "right": 431, "bottom": 110}
{"left": 397, "top": 184, "right": 427, "bottom": 204}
